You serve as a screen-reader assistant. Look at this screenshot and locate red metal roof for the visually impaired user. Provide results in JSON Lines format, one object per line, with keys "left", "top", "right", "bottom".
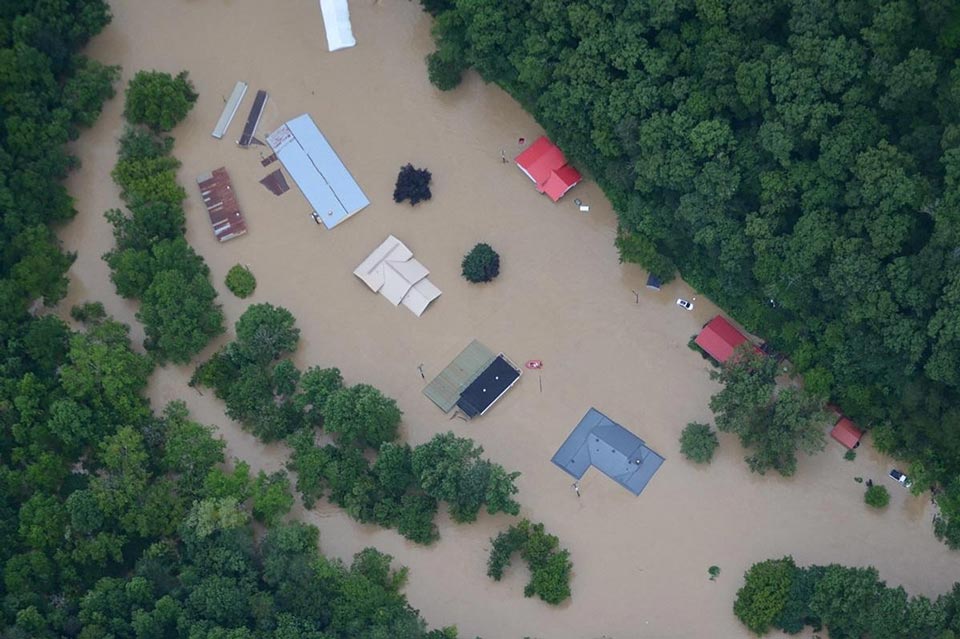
{"left": 830, "top": 417, "right": 863, "bottom": 450}
{"left": 694, "top": 316, "right": 749, "bottom": 363}
{"left": 542, "top": 166, "right": 583, "bottom": 201}
{"left": 515, "top": 136, "right": 581, "bottom": 201}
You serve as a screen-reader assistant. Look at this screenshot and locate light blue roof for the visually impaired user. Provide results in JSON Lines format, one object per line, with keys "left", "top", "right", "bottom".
{"left": 551, "top": 408, "right": 664, "bottom": 496}
{"left": 267, "top": 114, "right": 369, "bottom": 229}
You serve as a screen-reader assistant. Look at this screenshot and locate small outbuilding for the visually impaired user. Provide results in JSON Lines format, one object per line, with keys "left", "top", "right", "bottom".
{"left": 695, "top": 316, "right": 752, "bottom": 364}
{"left": 645, "top": 273, "right": 662, "bottom": 291}
{"left": 515, "top": 136, "right": 582, "bottom": 202}
{"left": 830, "top": 417, "right": 863, "bottom": 450}
{"left": 551, "top": 408, "right": 664, "bottom": 496}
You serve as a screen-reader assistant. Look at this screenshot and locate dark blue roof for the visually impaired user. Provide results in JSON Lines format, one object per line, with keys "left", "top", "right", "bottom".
{"left": 456, "top": 355, "right": 521, "bottom": 418}
{"left": 646, "top": 273, "right": 662, "bottom": 290}
{"left": 551, "top": 408, "right": 664, "bottom": 496}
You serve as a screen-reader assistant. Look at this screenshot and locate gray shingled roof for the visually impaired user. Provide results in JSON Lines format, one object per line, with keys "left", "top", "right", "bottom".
{"left": 551, "top": 408, "right": 664, "bottom": 496}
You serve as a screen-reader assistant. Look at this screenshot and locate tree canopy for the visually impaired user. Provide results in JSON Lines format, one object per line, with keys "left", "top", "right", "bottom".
{"left": 735, "top": 556, "right": 960, "bottom": 638}
{"left": 710, "top": 347, "right": 827, "bottom": 476}
{"left": 0, "top": 0, "right": 116, "bottom": 332}
{"left": 422, "top": 0, "right": 960, "bottom": 546}
{"left": 461, "top": 243, "right": 500, "bottom": 283}
{"left": 104, "top": 119, "right": 224, "bottom": 364}
{"left": 123, "top": 69, "right": 198, "bottom": 131}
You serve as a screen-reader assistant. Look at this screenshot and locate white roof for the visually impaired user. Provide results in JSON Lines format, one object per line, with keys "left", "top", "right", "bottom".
{"left": 266, "top": 114, "right": 369, "bottom": 229}
{"left": 354, "top": 236, "right": 441, "bottom": 317}
{"left": 212, "top": 81, "right": 247, "bottom": 139}
{"left": 319, "top": 0, "right": 356, "bottom": 52}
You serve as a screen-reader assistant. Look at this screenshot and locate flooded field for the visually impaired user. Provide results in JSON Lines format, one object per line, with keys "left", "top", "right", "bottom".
{"left": 57, "top": 2, "right": 958, "bottom": 637}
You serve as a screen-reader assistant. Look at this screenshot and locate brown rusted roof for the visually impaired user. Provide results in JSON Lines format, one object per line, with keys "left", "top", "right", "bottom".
{"left": 196, "top": 168, "right": 247, "bottom": 242}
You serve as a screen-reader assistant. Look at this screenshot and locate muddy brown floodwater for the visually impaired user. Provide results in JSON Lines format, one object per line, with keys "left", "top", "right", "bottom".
{"left": 57, "top": 2, "right": 959, "bottom": 638}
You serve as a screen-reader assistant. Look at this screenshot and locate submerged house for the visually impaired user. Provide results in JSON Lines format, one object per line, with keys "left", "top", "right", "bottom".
{"left": 515, "top": 136, "right": 582, "bottom": 202}
{"left": 423, "top": 340, "right": 521, "bottom": 418}
{"left": 551, "top": 408, "right": 664, "bottom": 496}
{"left": 353, "top": 235, "right": 441, "bottom": 317}
{"left": 695, "top": 316, "right": 756, "bottom": 364}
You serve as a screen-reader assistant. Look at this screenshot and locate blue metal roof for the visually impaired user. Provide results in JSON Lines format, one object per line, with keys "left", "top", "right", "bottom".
{"left": 268, "top": 114, "right": 369, "bottom": 229}
{"left": 551, "top": 408, "right": 664, "bottom": 496}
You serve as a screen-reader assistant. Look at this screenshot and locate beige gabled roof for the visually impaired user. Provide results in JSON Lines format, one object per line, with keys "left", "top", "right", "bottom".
{"left": 353, "top": 235, "right": 441, "bottom": 316}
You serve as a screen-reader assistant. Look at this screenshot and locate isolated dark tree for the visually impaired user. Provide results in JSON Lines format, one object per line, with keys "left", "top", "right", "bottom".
{"left": 461, "top": 243, "right": 500, "bottom": 283}
{"left": 393, "top": 164, "right": 432, "bottom": 205}
{"left": 124, "top": 70, "right": 198, "bottom": 132}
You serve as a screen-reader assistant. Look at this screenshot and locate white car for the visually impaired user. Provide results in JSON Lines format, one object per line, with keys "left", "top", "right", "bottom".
{"left": 888, "top": 469, "right": 912, "bottom": 488}
{"left": 676, "top": 298, "right": 694, "bottom": 311}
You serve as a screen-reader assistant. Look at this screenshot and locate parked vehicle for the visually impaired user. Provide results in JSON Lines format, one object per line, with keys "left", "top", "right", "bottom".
{"left": 888, "top": 469, "right": 912, "bottom": 488}
{"left": 676, "top": 298, "right": 694, "bottom": 311}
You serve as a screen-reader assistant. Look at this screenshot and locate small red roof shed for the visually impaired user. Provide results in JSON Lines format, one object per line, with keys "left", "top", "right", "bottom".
{"left": 695, "top": 316, "right": 749, "bottom": 363}
{"left": 830, "top": 417, "right": 863, "bottom": 450}
{"left": 515, "top": 136, "right": 582, "bottom": 202}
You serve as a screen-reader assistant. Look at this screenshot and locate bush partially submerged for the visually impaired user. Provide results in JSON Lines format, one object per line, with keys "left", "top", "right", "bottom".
{"left": 225, "top": 265, "right": 256, "bottom": 298}
{"left": 462, "top": 243, "right": 500, "bottom": 283}
{"left": 865, "top": 484, "right": 890, "bottom": 509}
{"left": 393, "top": 164, "right": 432, "bottom": 205}
{"left": 487, "top": 519, "right": 572, "bottom": 605}
{"left": 680, "top": 422, "right": 719, "bottom": 464}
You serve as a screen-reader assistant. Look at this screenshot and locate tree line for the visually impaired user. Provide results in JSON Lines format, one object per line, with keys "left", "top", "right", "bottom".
{"left": 419, "top": 0, "right": 960, "bottom": 549}
{"left": 192, "top": 304, "right": 526, "bottom": 541}
{"left": 1, "top": 306, "right": 457, "bottom": 639}
{"left": 103, "top": 71, "right": 224, "bottom": 364}
{"left": 0, "top": 0, "right": 117, "bottom": 333}
{"left": 734, "top": 556, "right": 960, "bottom": 638}
{"left": 191, "top": 302, "right": 573, "bottom": 602}
{"left": 0, "top": 3, "right": 462, "bottom": 636}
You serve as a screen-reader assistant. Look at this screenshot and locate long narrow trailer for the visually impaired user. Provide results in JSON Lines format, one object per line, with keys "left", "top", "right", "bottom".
{"left": 211, "top": 81, "right": 247, "bottom": 139}
{"left": 238, "top": 90, "right": 268, "bottom": 147}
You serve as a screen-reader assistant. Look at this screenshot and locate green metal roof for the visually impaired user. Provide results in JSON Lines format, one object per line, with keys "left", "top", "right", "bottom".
{"left": 423, "top": 340, "right": 496, "bottom": 412}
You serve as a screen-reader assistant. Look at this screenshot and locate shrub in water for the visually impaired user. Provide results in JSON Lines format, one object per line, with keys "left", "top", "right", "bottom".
{"left": 865, "top": 484, "right": 890, "bottom": 509}
{"left": 225, "top": 265, "right": 256, "bottom": 298}
{"left": 393, "top": 164, "right": 432, "bottom": 205}
{"left": 462, "top": 243, "right": 500, "bottom": 283}
{"left": 680, "top": 422, "right": 719, "bottom": 464}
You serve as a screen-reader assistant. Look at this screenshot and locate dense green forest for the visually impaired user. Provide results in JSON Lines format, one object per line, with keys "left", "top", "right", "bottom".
{"left": 0, "top": 3, "right": 458, "bottom": 637}
{"left": 104, "top": 72, "right": 224, "bottom": 364}
{"left": 734, "top": 556, "right": 960, "bottom": 638}
{"left": 421, "top": 0, "right": 960, "bottom": 546}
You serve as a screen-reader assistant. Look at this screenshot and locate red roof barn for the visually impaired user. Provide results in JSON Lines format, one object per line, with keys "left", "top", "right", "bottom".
{"left": 695, "top": 316, "right": 750, "bottom": 364}
{"left": 830, "top": 417, "right": 863, "bottom": 450}
{"left": 515, "top": 136, "right": 582, "bottom": 202}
